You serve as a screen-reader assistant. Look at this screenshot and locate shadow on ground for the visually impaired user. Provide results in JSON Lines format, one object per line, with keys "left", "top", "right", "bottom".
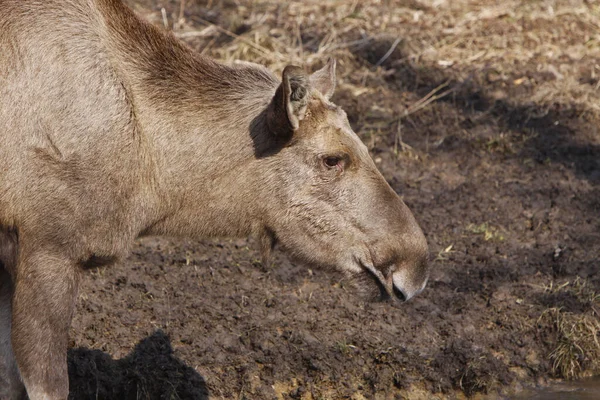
{"left": 68, "top": 330, "right": 209, "bottom": 400}
{"left": 356, "top": 37, "right": 600, "bottom": 185}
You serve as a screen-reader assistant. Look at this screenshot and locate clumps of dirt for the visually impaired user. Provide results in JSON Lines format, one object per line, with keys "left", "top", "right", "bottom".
{"left": 68, "top": 331, "right": 209, "bottom": 400}
{"left": 428, "top": 339, "right": 512, "bottom": 396}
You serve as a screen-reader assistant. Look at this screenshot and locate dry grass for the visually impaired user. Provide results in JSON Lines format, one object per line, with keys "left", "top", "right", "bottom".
{"left": 133, "top": 0, "right": 600, "bottom": 126}
{"left": 541, "top": 308, "right": 600, "bottom": 379}
{"left": 538, "top": 279, "right": 600, "bottom": 379}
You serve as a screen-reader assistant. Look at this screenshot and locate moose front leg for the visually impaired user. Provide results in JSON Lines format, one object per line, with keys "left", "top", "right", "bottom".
{"left": 11, "top": 251, "right": 79, "bottom": 400}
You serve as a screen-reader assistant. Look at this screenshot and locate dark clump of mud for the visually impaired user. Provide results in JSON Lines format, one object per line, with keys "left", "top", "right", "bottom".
{"left": 429, "top": 339, "right": 512, "bottom": 396}
{"left": 68, "top": 0, "right": 600, "bottom": 399}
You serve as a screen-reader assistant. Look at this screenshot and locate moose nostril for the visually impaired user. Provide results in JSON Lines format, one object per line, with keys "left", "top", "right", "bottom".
{"left": 392, "top": 284, "right": 407, "bottom": 302}
{"left": 392, "top": 269, "right": 425, "bottom": 302}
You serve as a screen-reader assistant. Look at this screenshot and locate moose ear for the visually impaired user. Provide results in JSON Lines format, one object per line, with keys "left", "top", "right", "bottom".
{"left": 266, "top": 65, "right": 310, "bottom": 135}
{"left": 310, "top": 58, "right": 336, "bottom": 99}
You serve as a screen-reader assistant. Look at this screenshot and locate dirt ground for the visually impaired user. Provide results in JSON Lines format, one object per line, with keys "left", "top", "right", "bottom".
{"left": 68, "top": 0, "right": 600, "bottom": 399}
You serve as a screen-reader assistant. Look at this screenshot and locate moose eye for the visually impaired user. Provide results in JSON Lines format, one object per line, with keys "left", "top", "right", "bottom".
{"left": 323, "top": 156, "right": 342, "bottom": 169}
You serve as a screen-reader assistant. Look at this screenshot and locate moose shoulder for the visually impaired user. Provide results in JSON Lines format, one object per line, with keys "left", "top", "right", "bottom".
{"left": 0, "top": 0, "right": 429, "bottom": 398}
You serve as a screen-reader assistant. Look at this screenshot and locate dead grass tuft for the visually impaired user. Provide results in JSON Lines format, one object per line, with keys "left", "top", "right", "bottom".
{"left": 538, "top": 278, "right": 600, "bottom": 379}
{"left": 540, "top": 308, "right": 600, "bottom": 379}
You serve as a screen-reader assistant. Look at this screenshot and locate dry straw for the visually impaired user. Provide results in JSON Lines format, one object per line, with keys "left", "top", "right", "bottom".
{"left": 142, "top": 0, "right": 600, "bottom": 130}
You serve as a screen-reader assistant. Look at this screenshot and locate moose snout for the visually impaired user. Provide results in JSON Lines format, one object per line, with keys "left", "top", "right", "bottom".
{"left": 365, "top": 245, "right": 429, "bottom": 303}
{"left": 391, "top": 265, "right": 428, "bottom": 302}
{"left": 384, "top": 224, "right": 429, "bottom": 302}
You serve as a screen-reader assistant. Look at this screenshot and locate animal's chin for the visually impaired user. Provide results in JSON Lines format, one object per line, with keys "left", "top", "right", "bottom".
{"left": 275, "top": 248, "right": 392, "bottom": 302}
{"left": 349, "top": 267, "right": 392, "bottom": 302}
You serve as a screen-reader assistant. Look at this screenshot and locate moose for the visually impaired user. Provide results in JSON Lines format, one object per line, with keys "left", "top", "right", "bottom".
{"left": 0, "top": 0, "right": 429, "bottom": 398}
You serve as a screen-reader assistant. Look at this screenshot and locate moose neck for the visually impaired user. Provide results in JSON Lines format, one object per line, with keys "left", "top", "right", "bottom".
{"left": 101, "top": 1, "right": 279, "bottom": 239}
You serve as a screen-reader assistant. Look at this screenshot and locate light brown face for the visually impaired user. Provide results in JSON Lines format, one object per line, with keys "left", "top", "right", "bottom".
{"left": 262, "top": 60, "right": 429, "bottom": 302}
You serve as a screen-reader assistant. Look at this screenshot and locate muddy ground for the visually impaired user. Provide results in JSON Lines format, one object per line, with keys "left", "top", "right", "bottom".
{"left": 68, "top": 1, "right": 599, "bottom": 399}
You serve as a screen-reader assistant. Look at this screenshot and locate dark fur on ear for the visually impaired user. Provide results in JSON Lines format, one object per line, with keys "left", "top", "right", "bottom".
{"left": 266, "top": 65, "right": 310, "bottom": 138}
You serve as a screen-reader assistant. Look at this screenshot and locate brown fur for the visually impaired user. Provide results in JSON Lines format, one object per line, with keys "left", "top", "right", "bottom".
{"left": 0, "top": 0, "right": 429, "bottom": 398}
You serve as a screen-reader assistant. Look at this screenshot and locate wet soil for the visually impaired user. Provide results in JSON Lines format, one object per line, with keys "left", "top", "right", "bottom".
{"left": 68, "top": 1, "right": 600, "bottom": 399}
{"left": 515, "top": 377, "right": 600, "bottom": 400}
